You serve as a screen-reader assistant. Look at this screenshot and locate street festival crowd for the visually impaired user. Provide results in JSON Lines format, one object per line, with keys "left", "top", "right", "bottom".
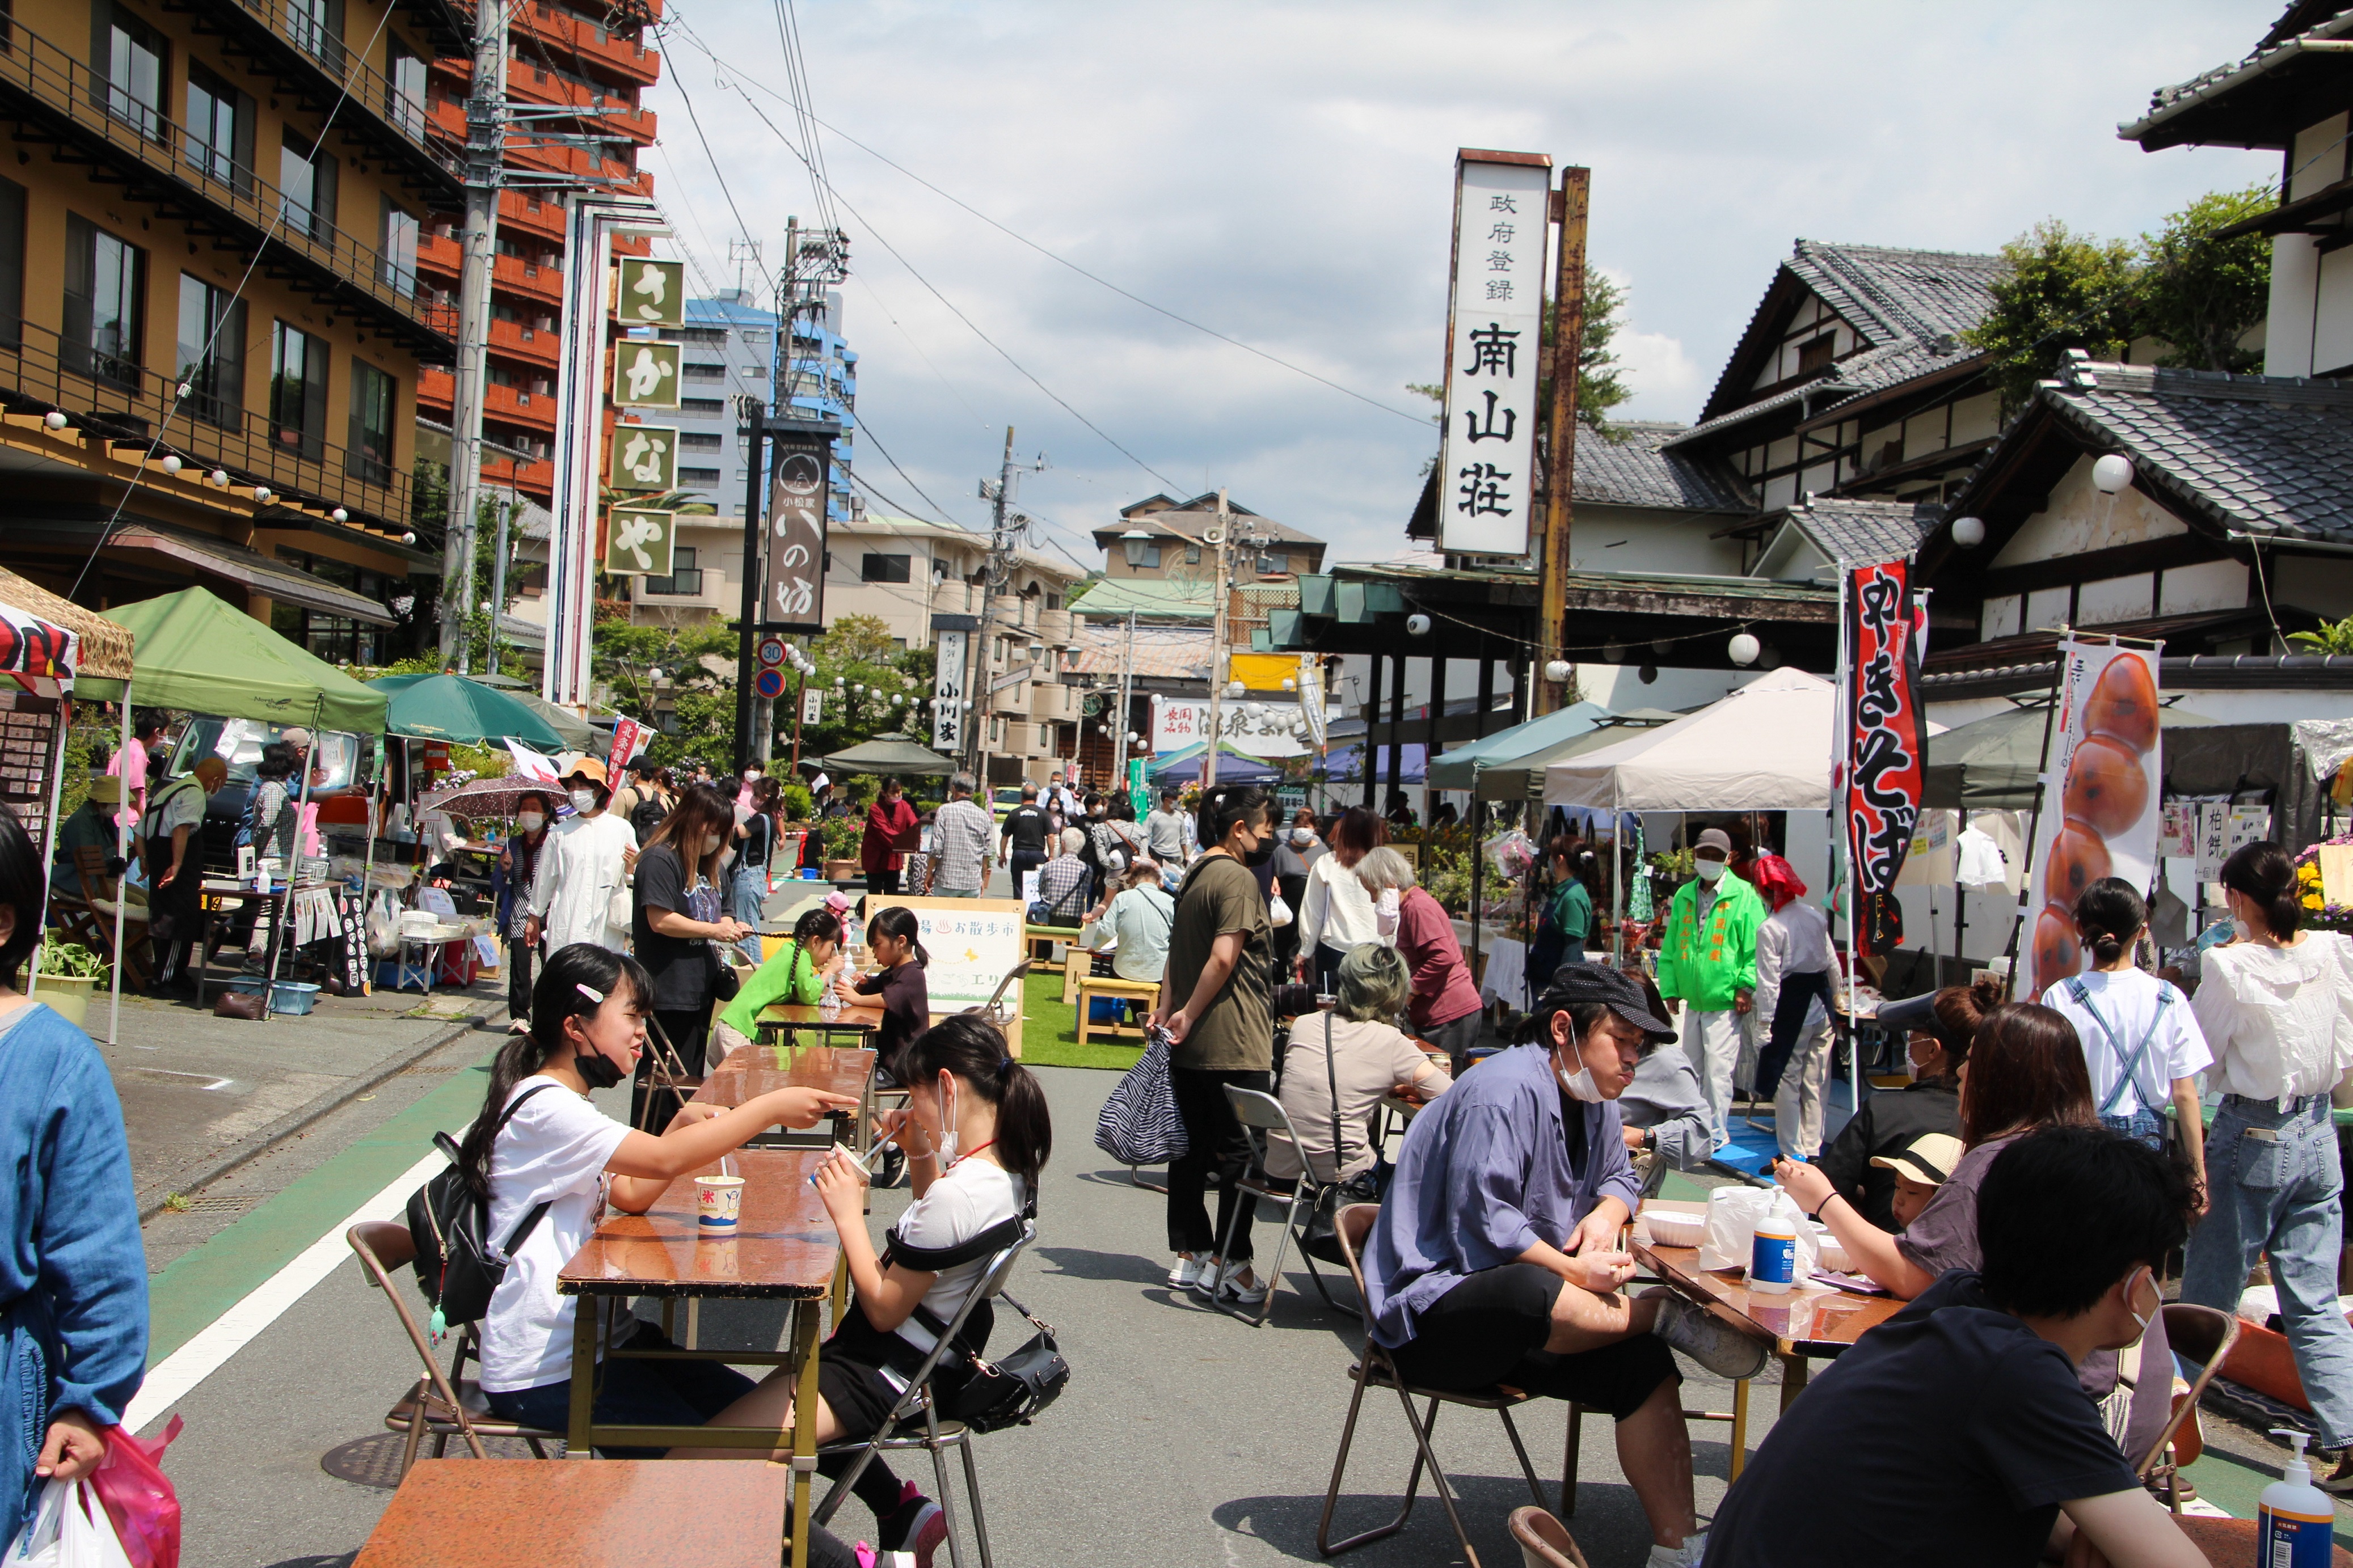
{"left": 4, "top": 754, "right": 2353, "bottom": 1566}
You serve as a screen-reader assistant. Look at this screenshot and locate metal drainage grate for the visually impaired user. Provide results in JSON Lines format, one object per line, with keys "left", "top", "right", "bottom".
{"left": 175, "top": 1194, "right": 256, "bottom": 1215}
{"left": 320, "top": 1431, "right": 553, "bottom": 1488}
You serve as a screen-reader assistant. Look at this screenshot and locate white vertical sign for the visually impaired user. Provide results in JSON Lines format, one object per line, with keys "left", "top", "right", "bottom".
{"left": 1438, "top": 151, "right": 1552, "bottom": 557}
{"left": 933, "top": 629, "right": 969, "bottom": 753}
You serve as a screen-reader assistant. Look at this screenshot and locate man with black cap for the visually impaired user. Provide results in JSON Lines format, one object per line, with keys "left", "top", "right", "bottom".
{"left": 1656, "top": 826, "right": 1764, "bottom": 1153}
{"left": 1362, "top": 963, "right": 1768, "bottom": 1568}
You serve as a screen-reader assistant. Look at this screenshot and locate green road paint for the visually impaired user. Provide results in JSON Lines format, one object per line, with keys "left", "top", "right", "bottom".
{"left": 144, "top": 1052, "right": 495, "bottom": 1366}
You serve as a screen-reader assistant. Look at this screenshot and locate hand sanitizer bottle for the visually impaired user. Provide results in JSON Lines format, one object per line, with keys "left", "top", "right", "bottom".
{"left": 2260, "top": 1428, "right": 2334, "bottom": 1568}
{"left": 1750, "top": 1191, "right": 1800, "bottom": 1295}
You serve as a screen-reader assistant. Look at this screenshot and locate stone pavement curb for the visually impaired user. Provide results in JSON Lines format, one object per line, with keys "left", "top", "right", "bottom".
{"left": 133, "top": 1011, "right": 496, "bottom": 1221}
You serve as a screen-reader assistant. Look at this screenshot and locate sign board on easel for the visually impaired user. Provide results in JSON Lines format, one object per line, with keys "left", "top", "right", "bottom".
{"left": 860, "top": 895, "right": 1028, "bottom": 1056}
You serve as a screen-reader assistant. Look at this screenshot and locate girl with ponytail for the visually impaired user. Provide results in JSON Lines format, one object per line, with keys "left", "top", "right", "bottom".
{"left": 710, "top": 905, "right": 846, "bottom": 1060}
{"left": 464, "top": 942, "right": 858, "bottom": 1443}
{"left": 2038, "top": 878, "right": 2211, "bottom": 1173}
{"left": 854, "top": 904, "right": 931, "bottom": 1071}
{"left": 693, "top": 1015, "right": 1051, "bottom": 1561}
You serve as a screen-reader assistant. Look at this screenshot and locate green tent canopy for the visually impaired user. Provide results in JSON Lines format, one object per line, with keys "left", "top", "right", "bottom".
{"left": 366, "top": 673, "right": 570, "bottom": 750}
{"left": 76, "top": 585, "right": 389, "bottom": 732}
{"left": 818, "top": 735, "right": 959, "bottom": 777}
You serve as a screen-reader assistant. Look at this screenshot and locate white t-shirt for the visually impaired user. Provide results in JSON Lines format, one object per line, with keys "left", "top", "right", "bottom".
{"left": 887, "top": 1156, "right": 1024, "bottom": 1366}
{"left": 2191, "top": 932, "right": 2353, "bottom": 1105}
{"left": 477, "top": 1078, "right": 632, "bottom": 1393}
{"left": 2038, "top": 966, "right": 2212, "bottom": 1118}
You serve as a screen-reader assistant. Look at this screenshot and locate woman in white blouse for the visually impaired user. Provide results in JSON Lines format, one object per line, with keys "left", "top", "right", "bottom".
{"left": 2182, "top": 842, "right": 2353, "bottom": 1486}
{"left": 1296, "top": 805, "right": 1388, "bottom": 992}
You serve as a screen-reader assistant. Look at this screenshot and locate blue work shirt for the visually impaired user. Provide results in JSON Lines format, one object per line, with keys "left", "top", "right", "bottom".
{"left": 1363, "top": 1042, "right": 1640, "bottom": 1348}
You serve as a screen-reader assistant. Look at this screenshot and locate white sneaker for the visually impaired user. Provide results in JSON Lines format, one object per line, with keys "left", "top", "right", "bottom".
{"left": 1166, "top": 1254, "right": 1203, "bottom": 1288}
{"left": 1646, "top": 1531, "right": 1705, "bottom": 1567}
{"left": 1654, "top": 1295, "right": 1769, "bottom": 1380}
{"left": 1215, "top": 1262, "right": 1268, "bottom": 1307}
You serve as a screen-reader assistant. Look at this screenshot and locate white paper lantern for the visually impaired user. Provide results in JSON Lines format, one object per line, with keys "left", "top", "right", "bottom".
{"left": 2091, "top": 454, "right": 2134, "bottom": 495}
{"left": 1950, "top": 515, "right": 1985, "bottom": 548}
{"left": 1728, "top": 633, "right": 1761, "bottom": 666}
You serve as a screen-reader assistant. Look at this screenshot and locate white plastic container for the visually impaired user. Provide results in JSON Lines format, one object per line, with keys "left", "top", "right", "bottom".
{"left": 2259, "top": 1428, "right": 2334, "bottom": 1568}
{"left": 1749, "top": 1191, "right": 1800, "bottom": 1294}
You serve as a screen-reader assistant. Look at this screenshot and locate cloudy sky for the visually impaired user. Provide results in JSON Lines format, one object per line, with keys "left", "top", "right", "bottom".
{"left": 641, "top": 1, "right": 2283, "bottom": 569}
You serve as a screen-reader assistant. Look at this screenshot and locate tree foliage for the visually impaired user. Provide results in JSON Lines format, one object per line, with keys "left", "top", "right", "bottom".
{"left": 1963, "top": 185, "right": 2274, "bottom": 412}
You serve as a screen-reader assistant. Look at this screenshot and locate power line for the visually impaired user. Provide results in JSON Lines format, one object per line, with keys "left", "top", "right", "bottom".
{"left": 851, "top": 416, "right": 968, "bottom": 529}
{"left": 716, "top": 61, "right": 1431, "bottom": 428}
{"left": 673, "top": 35, "right": 1187, "bottom": 494}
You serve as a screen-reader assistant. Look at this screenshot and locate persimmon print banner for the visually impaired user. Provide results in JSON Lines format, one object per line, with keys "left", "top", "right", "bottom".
{"left": 2027, "top": 640, "right": 2162, "bottom": 996}
{"left": 1845, "top": 560, "right": 1925, "bottom": 899}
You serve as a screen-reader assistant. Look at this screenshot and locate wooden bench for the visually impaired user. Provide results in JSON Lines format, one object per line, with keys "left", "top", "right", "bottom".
{"left": 1024, "top": 922, "right": 1081, "bottom": 965}
{"left": 1077, "top": 974, "right": 1161, "bottom": 1047}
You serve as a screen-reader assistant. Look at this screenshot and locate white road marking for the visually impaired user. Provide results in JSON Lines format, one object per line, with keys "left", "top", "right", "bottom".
{"left": 125, "top": 1148, "right": 445, "bottom": 1435}
{"left": 120, "top": 1066, "right": 236, "bottom": 1091}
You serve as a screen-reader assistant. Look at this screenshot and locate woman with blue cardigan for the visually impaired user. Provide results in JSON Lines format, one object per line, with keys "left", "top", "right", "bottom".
{"left": 0, "top": 799, "right": 148, "bottom": 1549}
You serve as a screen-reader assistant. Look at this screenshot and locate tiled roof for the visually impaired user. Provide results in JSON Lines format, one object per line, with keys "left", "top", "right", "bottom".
{"left": 1780, "top": 496, "right": 1939, "bottom": 564}
{"left": 2122, "top": 6, "right": 2353, "bottom": 140}
{"left": 1976, "top": 358, "right": 2353, "bottom": 543}
{"left": 1107, "top": 493, "right": 1324, "bottom": 546}
{"left": 1572, "top": 422, "right": 1753, "bottom": 512}
{"left": 1695, "top": 240, "right": 2005, "bottom": 426}
{"left": 1068, "top": 576, "right": 1217, "bottom": 622}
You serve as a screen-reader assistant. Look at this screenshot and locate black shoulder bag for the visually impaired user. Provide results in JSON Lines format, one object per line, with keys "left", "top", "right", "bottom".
{"left": 1301, "top": 1013, "right": 1384, "bottom": 1266}
{"left": 881, "top": 1203, "right": 1070, "bottom": 1432}
{"left": 406, "top": 1082, "right": 559, "bottom": 1335}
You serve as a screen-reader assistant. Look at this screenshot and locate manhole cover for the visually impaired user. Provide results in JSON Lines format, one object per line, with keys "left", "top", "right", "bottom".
{"left": 321, "top": 1431, "right": 551, "bottom": 1488}
{"left": 176, "top": 1194, "right": 255, "bottom": 1215}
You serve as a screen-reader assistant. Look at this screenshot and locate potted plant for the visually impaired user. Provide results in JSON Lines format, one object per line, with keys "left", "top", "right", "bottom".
{"left": 27, "top": 939, "right": 107, "bottom": 1029}
{"left": 821, "top": 814, "right": 864, "bottom": 882}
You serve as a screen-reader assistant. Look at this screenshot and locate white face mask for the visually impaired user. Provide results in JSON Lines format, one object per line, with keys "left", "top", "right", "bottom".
{"left": 517, "top": 812, "right": 545, "bottom": 831}
{"left": 2122, "top": 1266, "right": 2157, "bottom": 1346}
{"left": 1694, "top": 858, "right": 1727, "bottom": 883}
{"left": 936, "top": 1076, "right": 961, "bottom": 1167}
{"left": 569, "top": 788, "right": 597, "bottom": 814}
{"left": 1291, "top": 829, "right": 1313, "bottom": 846}
{"left": 1555, "top": 1041, "right": 1604, "bottom": 1103}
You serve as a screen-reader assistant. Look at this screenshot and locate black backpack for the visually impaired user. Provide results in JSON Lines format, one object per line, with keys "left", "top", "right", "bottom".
{"left": 405, "top": 1083, "right": 557, "bottom": 1335}
{"left": 629, "top": 791, "right": 670, "bottom": 843}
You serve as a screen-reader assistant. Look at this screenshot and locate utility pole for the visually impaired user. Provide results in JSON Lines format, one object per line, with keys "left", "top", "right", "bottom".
{"left": 486, "top": 493, "right": 513, "bottom": 675}
{"left": 974, "top": 425, "right": 1015, "bottom": 785}
{"left": 1203, "top": 488, "right": 1231, "bottom": 788}
{"left": 1536, "top": 166, "right": 1591, "bottom": 718}
{"left": 440, "top": 0, "right": 506, "bottom": 670}
{"left": 1111, "top": 607, "right": 1135, "bottom": 798}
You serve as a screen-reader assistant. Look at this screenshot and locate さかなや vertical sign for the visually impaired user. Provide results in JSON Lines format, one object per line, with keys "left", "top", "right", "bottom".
{"left": 1438, "top": 150, "right": 1551, "bottom": 558}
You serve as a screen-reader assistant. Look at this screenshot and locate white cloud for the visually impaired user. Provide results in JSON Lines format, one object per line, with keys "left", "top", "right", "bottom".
{"left": 644, "top": 1, "right": 2283, "bottom": 565}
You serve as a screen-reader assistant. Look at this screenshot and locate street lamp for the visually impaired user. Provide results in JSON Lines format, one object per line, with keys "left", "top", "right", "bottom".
{"left": 1120, "top": 529, "right": 1153, "bottom": 568}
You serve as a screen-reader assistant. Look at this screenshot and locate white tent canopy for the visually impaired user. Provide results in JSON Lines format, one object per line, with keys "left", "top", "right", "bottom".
{"left": 1544, "top": 666, "right": 1836, "bottom": 812}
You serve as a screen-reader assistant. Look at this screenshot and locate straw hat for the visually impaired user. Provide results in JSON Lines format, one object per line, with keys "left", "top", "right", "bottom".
{"left": 84, "top": 776, "right": 123, "bottom": 805}
{"left": 1871, "top": 1132, "right": 1964, "bottom": 1187}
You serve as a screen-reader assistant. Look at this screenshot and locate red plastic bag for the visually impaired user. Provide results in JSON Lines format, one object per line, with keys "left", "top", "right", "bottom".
{"left": 91, "top": 1417, "right": 181, "bottom": 1568}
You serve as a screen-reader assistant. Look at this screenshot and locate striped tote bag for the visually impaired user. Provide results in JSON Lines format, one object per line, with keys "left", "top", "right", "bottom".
{"left": 1094, "top": 1027, "right": 1190, "bottom": 1166}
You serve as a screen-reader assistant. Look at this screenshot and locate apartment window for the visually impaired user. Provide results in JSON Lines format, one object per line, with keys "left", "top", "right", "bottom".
{"left": 185, "top": 62, "right": 253, "bottom": 190}
{"left": 1183, "top": 544, "right": 1200, "bottom": 564}
{"left": 680, "top": 397, "right": 725, "bottom": 415}
{"left": 0, "top": 178, "right": 24, "bottom": 350}
{"left": 678, "top": 431, "right": 724, "bottom": 451}
{"left": 99, "top": 4, "right": 167, "bottom": 141}
{"left": 861, "top": 553, "right": 911, "bottom": 584}
{"left": 279, "top": 129, "right": 337, "bottom": 240}
{"left": 381, "top": 197, "right": 419, "bottom": 293}
{"left": 1133, "top": 543, "right": 1162, "bottom": 569}
{"left": 65, "top": 214, "right": 143, "bottom": 387}
{"left": 643, "top": 546, "right": 702, "bottom": 596}
{"left": 269, "top": 320, "right": 327, "bottom": 459}
{"left": 679, "top": 327, "right": 727, "bottom": 346}
{"left": 285, "top": 0, "right": 343, "bottom": 71}
{"left": 175, "top": 274, "right": 245, "bottom": 427}
{"left": 386, "top": 39, "right": 428, "bottom": 137}
{"left": 677, "top": 466, "right": 720, "bottom": 485}
{"left": 348, "top": 357, "right": 394, "bottom": 484}
{"left": 681, "top": 361, "right": 726, "bottom": 382}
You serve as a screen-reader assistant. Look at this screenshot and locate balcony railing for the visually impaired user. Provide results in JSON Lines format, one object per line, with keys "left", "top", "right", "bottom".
{"left": 0, "top": 19, "right": 457, "bottom": 352}
{"left": 221, "top": 0, "right": 463, "bottom": 185}
{"left": 0, "top": 315, "right": 415, "bottom": 532}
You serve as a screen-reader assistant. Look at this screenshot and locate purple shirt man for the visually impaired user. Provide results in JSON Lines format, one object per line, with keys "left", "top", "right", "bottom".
{"left": 1363, "top": 1040, "right": 1642, "bottom": 1348}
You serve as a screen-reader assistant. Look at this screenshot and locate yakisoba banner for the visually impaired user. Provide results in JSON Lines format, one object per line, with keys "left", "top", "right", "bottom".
{"left": 2028, "top": 641, "right": 2161, "bottom": 996}
{"left": 1845, "top": 560, "right": 1926, "bottom": 904}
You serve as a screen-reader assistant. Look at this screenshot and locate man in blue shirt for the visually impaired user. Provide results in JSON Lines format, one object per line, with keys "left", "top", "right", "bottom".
{"left": 1365, "top": 965, "right": 1768, "bottom": 1568}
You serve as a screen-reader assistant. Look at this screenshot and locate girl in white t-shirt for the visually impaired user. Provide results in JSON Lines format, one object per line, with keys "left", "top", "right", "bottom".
{"left": 466, "top": 943, "right": 856, "bottom": 1444}
{"left": 2037, "top": 877, "right": 2211, "bottom": 1197}
{"left": 693, "top": 1013, "right": 1051, "bottom": 1567}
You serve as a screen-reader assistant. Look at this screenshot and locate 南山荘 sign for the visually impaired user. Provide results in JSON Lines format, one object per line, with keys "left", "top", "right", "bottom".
{"left": 1438, "top": 150, "right": 1551, "bottom": 558}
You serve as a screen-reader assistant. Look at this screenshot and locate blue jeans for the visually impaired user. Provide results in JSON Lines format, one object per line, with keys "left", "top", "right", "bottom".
{"left": 2182, "top": 1093, "right": 2353, "bottom": 1447}
{"left": 482, "top": 1320, "right": 757, "bottom": 1456}
{"left": 2099, "top": 1106, "right": 2165, "bottom": 1151}
{"left": 728, "top": 863, "right": 766, "bottom": 965}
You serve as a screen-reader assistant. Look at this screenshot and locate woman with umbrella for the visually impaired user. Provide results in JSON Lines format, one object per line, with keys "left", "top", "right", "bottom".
{"left": 495, "top": 789, "right": 556, "bottom": 1030}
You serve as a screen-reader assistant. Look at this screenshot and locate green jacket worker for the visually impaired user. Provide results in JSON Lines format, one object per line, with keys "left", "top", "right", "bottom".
{"left": 1654, "top": 827, "right": 1762, "bottom": 1152}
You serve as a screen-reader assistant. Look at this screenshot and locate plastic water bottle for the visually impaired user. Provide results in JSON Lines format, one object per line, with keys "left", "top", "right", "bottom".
{"left": 1750, "top": 1192, "right": 1800, "bottom": 1295}
{"left": 2259, "top": 1429, "right": 2334, "bottom": 1568}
